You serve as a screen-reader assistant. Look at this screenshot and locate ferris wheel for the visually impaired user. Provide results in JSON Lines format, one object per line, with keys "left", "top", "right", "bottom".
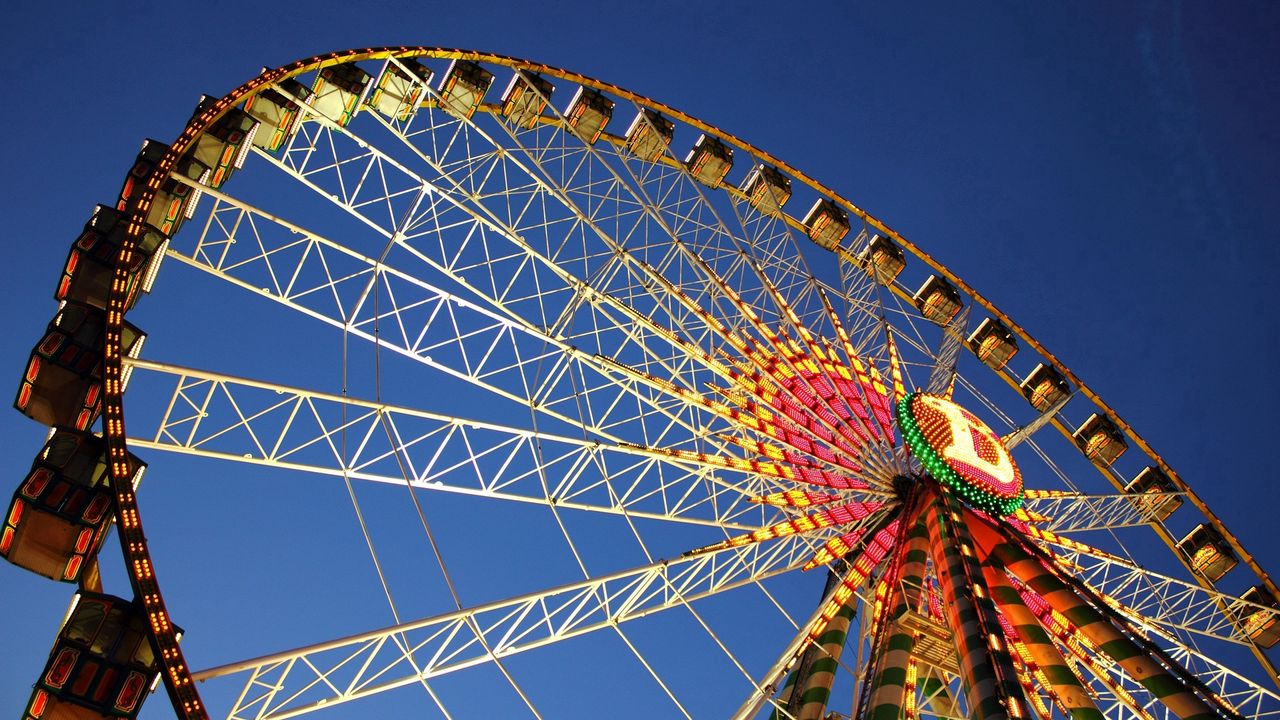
{"left": 5, "top": 47, "right": 1280, "bottom": 719}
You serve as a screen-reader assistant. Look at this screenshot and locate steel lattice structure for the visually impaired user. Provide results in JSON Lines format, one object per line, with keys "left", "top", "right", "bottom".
{"left": 5, "top": 48, "right": 1280, "bottom": 720}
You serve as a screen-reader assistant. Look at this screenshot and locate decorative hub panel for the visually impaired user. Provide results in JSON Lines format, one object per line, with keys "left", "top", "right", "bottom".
{"left": 897, "top": 392, "right": 1023, "bottom": 516}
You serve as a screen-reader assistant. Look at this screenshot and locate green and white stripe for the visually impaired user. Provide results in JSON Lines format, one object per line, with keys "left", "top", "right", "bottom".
{"left": 794, "top": 601, "right": 857, "bottom": 719}
{"left": 984, "top": 566, "right": 1103, "bottom": 720}
{"left": 987, "top": 535, "right": 1237, "bottom": 720}
{"left": 866, "top": 519, "right": 930, "bottom": 720}
{"left": 925, "top": 490, "right": 1028, "bottom": 720}
{"left": 770, "top": 564, "right": 858, "bottom": 720}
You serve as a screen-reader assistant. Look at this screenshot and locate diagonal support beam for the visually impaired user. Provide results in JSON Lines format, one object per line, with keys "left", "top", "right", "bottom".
{"left": 125, "top": 357, "right": 795, "bottom": 530}
{"left": 195, "top": 530, "right": 830, "bottom": 720}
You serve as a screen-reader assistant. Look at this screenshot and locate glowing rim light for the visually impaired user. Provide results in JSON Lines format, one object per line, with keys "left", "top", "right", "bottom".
{"left": 897, "top": 391, "right": 1024, "bottom": 516}
{"left": 33, "top": 45, "right": 1254, "bottom": 720}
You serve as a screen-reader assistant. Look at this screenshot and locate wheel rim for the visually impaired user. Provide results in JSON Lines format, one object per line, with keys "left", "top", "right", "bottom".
{"left": 11, "top": 48, "right": 1278, "bottom": 719}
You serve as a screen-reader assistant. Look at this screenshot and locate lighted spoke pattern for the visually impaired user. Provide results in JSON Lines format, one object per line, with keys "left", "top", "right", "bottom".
{"left": 22, "top": 48, "right": 1270, "bottom": 720}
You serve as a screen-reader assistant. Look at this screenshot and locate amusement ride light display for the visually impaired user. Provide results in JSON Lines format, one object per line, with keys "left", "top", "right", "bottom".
{"left": 3, "top": 48, "right": 1278, "bottom": 720}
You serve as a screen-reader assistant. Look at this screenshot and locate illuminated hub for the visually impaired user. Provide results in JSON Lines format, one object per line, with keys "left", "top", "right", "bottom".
{"left": 896, "top": 391, "right": 1023, "bottom": 516}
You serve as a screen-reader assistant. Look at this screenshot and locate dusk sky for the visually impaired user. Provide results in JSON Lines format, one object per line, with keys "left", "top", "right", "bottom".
{"left": 1, "top": 2, "right": 1277, "bottom": 717}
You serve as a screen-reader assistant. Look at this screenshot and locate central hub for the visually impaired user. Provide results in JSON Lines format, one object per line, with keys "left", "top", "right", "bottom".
{"left": 896, "top": 391, "right": 1023, "bottom": 516}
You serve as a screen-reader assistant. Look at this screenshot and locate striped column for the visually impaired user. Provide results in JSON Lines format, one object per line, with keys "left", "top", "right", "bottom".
{"left": 794, "top": 601, "right": 857, "bottom": 719}
{"left": 770, "top": 562, "right": 858, "bottom": 720}
{"left": 924, "top": 490, "right": 1029, "bottom": 720}
{"left": 983, "top": 533, "right": 1235, "bottom": 720}
{"left": 772, "top": 511, "right": 903, "bottom": 720}
{"left": 866, "top": 519, "right": 930, "bottom": 719}
{"left": 1016, "top": 589, "right": 1157, "bottom": 720}
{"left": 982, "top": 564, "right": 1103, "bottom": 720}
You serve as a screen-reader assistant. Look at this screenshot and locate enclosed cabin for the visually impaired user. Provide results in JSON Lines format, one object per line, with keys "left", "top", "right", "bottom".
{"left": 310, "top": 63, "right": 371, "bottom": 127}
{"left": 368, "top": 59, "right": 433, "bottom": 122}
{"left": 912, "top": 275, "right": 962, "bottom": 325}
{"left": 684, "top": 134, "right": 733, "bottom": 188}
{"left": 15, "top": 302, "right": 145, "bottom": 431}
{"left": 117, "top": 140, "right": 210, "bottom": 237}
{"left": 186, "top": 96, "right": 259, "bottom": 188}
{"left": 500, "top": 71, "right": 554, "bottom": 129}
{"left": 244, "top": 78, "right": 312, "bottom": 152}
{"left": 802, "top": 198, "right": 850, "bottom": 251}
{"left": 56, "top": 206, "right": 168, "bottom": 313}
{"left": 1072, "top": 413, "right": 1127, "bottom": 466}
{"left": 739, "top": 164, "right": 791, "bottom": 216}
{"left": 625, "top": 108, "right": 675, "bottom": 163}
{"left": 1123, "top": 466, "right": 1183, "bottom": 522}
{"left": 1177, "top": 523, "right": 1238, "bottom": 582}
{"left": 2, "top": 429, "right": 143, "bottom": 583}
{"left": 564, "top": 87, "right": 613, "bottom": 144}
{"left": 966, "top": 317, "right": 1017, "bottom": 370}
{"left": 1238, "top": 585, "right": 1280, "bottom": 649}
{"left": 859, "top": 234, "right": 904, "bottom": 285}
{"left": 22, "top": 593, "right": 171, "bottom": 720}
{"left": 438, "top": 60, "right": 494, "bottom": 120}
{"left": 1020, "top": 363, "right": 1070, "bottom": 413}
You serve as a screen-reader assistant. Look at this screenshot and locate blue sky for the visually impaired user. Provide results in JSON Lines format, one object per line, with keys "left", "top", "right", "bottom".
{"left": 1, "top": 1, "right": 1277, "bottom": 717}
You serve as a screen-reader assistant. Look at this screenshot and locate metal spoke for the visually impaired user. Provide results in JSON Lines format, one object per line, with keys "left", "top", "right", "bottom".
{"left": 125, "top": 357, "right": 787, "bottom": 530}
{"left": 23, "top": 50, "right": 1273, "bottom": 720}
{"left": 1066, "top": 551, "right": 1280, "bottom": 649}
{"left": 195, "top": 531, "right": 829, "bottom": 719}
{"left": 1024, "top": 492, "right": 1181, "bottom": 533}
